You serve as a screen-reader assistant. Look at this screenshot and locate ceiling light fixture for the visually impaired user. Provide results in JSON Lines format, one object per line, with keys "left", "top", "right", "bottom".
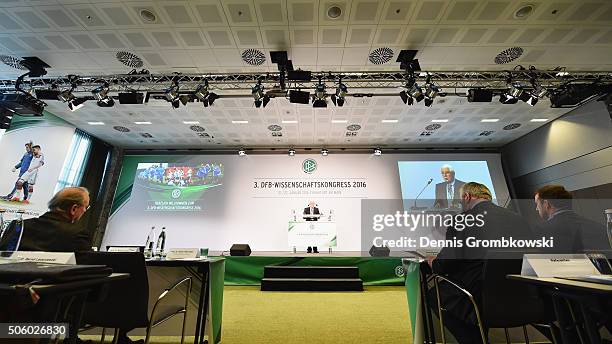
{"left": 530, "top": 118, "right": 548, "bottom": 122}
{"left": 134, "top": 121, "right": 152, "bottom": 125}
{"left": 288, "top": 148, "right": 296, "bottom": 156}
{"left": 373, "top": 148, "right": 382, "bottom": 156}
{"left": 232, "top": 120, "right": 248, "bottom": 124}
{"left": 481, "top": 119, "right": 500, "bottom": 122}
{"left": 321, "top": 148, "right": 329, "bottom": 156}
{"left": 238, "top": 149, "right": 247, "bottom": 156}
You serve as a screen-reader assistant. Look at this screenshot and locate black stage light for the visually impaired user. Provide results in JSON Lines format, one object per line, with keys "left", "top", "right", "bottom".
{"left": 313, "top": 99, "right": 327, "bottom": 107}
{"left": 68, "top": 97, "right": 87, "bottom": 111}
{"left": 499, "top": 93, "right": 518, "bottom": 104}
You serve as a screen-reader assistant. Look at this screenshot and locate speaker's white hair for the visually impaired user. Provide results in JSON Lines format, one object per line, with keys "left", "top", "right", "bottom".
{"left": 440, "top": 164, "right": 454, "bottom": 172}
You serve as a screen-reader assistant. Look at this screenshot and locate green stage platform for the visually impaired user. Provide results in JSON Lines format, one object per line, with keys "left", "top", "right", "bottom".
{"left": 214, "top": 253, "right": 405, "bottom": 286}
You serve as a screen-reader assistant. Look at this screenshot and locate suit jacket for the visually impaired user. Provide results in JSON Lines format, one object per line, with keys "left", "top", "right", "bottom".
{"left": 433, "top": 179, "right": 465, "bottom": 209}
{"left": 537, "top": 210, "right": 609, "bottom": 253}
{"left": 303, "top": 207, "right": 320, "bottom": 221}
{"left": 432, "top": 201, "right": 533, "bottom": 322}
{"left": 0, "top": 212, "right": 92, "bottom": 252}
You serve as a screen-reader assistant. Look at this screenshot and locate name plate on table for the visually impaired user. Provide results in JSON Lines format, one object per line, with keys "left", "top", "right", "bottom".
{"left": 521, "top": 254, "right": 601, "bottom": 278}
{"left": 107, "top": 246, "right": 143, "bottom": 253}
{"left": 166, "top": 248, "right": 200, "bottom": 260}
{"left": 0, "top": 251, "right": 76, "bottom": 265}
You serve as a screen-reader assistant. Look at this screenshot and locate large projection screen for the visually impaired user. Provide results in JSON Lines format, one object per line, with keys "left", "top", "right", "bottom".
{"left": 103, "top": 153, "right": 510, "bottom": 252}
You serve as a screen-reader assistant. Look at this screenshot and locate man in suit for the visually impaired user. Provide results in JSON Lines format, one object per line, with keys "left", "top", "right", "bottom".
{"left": 303, "top": 201, "right": 320, "bottom": 253}
{"left": 433, "top": 164, "right": 466, "bottom": 209}
{"left": 427, "top": 182, "right": 532, "bottom": 344}
{"left": 534, "top": 184, "right": 609, "bottom": 253}
{"left": 0, "top": 187, "right": 91, "bottom": 252}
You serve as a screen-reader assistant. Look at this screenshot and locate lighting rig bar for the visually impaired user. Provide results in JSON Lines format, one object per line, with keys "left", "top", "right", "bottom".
{"left": 1, "top": 70, "right": 611, "bottom": 93}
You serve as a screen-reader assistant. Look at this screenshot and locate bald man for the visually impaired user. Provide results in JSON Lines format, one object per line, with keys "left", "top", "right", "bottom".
{"left": 0, "top": 187, "right": 92, "bottom": 252}
{"left": 433, "top": 164, "right": 465, "bottom": 209}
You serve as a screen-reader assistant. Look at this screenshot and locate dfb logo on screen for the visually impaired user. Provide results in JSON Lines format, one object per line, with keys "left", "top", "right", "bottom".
{"left": 302, "top": 159, "right": 317, "bottom": 174}
{"left": 171, "top": 189, "right": 181, "bottom": 199}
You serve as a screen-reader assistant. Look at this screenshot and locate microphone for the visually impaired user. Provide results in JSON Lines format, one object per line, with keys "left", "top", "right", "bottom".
{"left": 413, "top": 178, "right": 433, "bottom": 209}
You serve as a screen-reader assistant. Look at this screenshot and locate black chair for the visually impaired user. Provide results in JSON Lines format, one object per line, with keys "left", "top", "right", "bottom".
{"left": 76, "top": 252, "right": 192, "bottom": 344}
{"left": 433, "top": 252, "right": 548, "bottom": 344}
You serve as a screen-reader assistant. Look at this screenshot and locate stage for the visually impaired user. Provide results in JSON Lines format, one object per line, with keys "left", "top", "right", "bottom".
{"left": 210, "top": 251, "right": 410, "bottom": 286}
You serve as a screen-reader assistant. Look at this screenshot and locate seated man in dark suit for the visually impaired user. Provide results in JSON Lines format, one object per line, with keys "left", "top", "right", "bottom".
{"left": 0, "top": 187, "right": 92, "bottom": 252}
{"left": 303, "top": 201, "right": 321, "bottom": 253}
{"left": 534, "top": 184, "right": 609, "bottom": 253}
{"left": 433, "top": 164, "right": 466, "bottom": 209}
{"left": 427, "top": 182, "right": 532, "bottom": 344}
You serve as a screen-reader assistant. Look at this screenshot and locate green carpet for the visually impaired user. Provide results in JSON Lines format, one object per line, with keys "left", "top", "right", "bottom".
{"left": 221, "top": 286, "right": 411, "bottom": 344}
{"left": 83, "top": 286, "right": 411, "bottom": 344}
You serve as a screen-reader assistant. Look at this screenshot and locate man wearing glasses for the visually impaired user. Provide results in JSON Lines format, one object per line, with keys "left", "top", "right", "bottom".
{"left": 0, "top": 187, "right": 92, "bottom": 252}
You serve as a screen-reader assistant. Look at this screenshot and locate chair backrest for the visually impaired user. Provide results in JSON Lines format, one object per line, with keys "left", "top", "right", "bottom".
{"left": 76, "top": 252, "right": 149, "bottom": 329}
{"left": 481, "top": 251, "right": 546, "bottom": 328}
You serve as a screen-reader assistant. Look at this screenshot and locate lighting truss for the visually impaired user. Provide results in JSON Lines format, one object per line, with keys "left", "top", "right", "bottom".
{"left": 1, "top": 70, "right": 611, "bottom": 95}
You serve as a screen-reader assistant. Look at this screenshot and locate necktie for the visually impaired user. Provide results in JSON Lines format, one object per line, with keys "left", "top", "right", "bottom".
{"left": 447, "top": 183, "right": 453, "bottom": 201}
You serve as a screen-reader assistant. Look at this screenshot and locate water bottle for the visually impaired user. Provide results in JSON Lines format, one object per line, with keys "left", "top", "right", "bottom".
{"left": 0, "top": 210, "right": 5, "bottom": 239}
{"left": 144, "top": 226, "right": 156, "bottom": 258}
{"left": 156, "top": 227, "right": 166, "bottom": 257}
{"left": 606, "top": 209, "right": 612, "bottom": 248}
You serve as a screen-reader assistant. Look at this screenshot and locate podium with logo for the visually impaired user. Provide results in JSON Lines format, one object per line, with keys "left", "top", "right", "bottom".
{"left": 288, "top": 220, "right": 337, "bottom": 249}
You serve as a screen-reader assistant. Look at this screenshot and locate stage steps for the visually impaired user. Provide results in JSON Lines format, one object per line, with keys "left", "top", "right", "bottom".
{"left": 261, "top": 266, "right": 363, "bottom": 291}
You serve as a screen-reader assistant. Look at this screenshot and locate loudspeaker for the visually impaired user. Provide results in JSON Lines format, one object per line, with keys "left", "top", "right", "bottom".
{"left": 369, "top": 245, "right": 390, "bottom": 257}
{"left": 467, "top": 89, "right": 493, "bottom": 102}
{"left": 287, "top": 70, "right": 312, "bottom": 81}
{"left": 230, "top": 244, "right": 251, "bottom": 256}
{"left": 118, "top": 92, "right": 145, "bottom": 104}
{"left": 289, "top": 90, "right": 310, "bottom": 104}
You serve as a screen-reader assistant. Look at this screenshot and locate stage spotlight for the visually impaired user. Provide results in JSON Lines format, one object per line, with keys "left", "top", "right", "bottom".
{"left": 499, "top": 93, "right": 518, "bottom": 104}
{"left": 57, "top": 89, "right": 75, "bottom": 102}
{"left": 373, "top": 148, "right": 382, "bottom": 156}
{"left": 312, "top": 81, "right": 327, "bottom": 108}
{"left": 408, "top": 84, "right": 424, "bottom": 102}
{"left": 164, "top": 82, "right": 179, "bottom": 103}
{"left": 252, "top": 80, "right": 270, "bottom": 108}
{"left": 508, "top": 84, "right": 523, "bottom": 99}
{"left": 68, "top": 97, "right": 87, "bottom": 111}
{"left": 423, "top": 83, "right": 439, "bottom": 107}
{"left": 321, "top": 148, "right": 329, "bottom": 156}
{"left": 194, "top": 81, "right": 219, "bottom": 107}
{"left": 331, "top": 83, "right": 347, "bottom": 107}
{"left": 92, "top": 83, "right": 114, "bottom": 107}
{"left": 525, "top": 94, "right": 538, "bottom": 106}
{"left": 238, "top": 149, "right": 246, "bottom": 156}
{"left": 288, "top": 148, "right": 296, "bottom": 156}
